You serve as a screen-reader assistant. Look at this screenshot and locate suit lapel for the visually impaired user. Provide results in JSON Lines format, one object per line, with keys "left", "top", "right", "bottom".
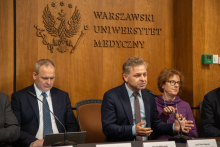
{"left": 119, "top": 83, "right": 133, "bottom": 125}
{"left": 142, "top": 90, "right": 151, "bottom": 127}
{"left": 27, "top": 85, "right": 40, "bottom": 122}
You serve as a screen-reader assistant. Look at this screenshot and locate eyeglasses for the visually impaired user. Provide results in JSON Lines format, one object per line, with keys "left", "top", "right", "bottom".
{"left": 167, "top": 80, "right": 182, "bottom": 87}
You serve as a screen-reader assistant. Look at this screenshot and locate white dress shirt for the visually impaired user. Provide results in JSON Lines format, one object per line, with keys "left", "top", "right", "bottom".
{"left": 34, "top": 83, "right": 59, "bottom": 139}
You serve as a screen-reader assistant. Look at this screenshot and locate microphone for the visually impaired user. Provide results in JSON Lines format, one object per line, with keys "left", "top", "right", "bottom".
{"left": 26, "top": 90, "right": 77, "bottom": 147}
{"left": 147, "top": 90, "right": 192, "bottom": 143}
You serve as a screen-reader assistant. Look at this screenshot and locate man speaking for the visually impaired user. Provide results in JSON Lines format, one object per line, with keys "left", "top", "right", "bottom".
{"left": 101, "top": 57, "right": 193, "bottom": 142}
{"left": 11, "top": 59, "right": 78, "bottom": 147}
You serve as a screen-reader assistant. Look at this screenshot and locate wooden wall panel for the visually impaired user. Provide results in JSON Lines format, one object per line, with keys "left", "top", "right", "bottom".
{"left": 174, "top": 0, "right": 193, "bottom": 105}
{"left": 16, "top": 0, "right": 176, "bottom": 107}
{"left": 0, "top": 0, "right": 14, "bottom": 100}
{"left": 192, "top": 0, "right": 220, "bottom": 136}
{"left": 193, "top": 0, "right": 220, "bottom": 106}
{"left": 174, "top": 0, "right": 220, "bottom": 137}
{"left": 16, "top": 0, "right": 39, "bottom": 89}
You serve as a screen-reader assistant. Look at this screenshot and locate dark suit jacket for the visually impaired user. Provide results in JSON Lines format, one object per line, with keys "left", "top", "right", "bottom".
{"left": 11, "top": 85, "right": 78, "bottom": 147}
{"left": 101, "top": 83, "right": 174, "bottom": 142}
{"left": 201, "top": 87, "right": 220, "bottom": 137}
{"left": 0, "top": 92, "right": 20, "bottom": 146}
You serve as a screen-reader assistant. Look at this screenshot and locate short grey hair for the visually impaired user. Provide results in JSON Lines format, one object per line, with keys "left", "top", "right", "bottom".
{"left": 122, "top": 57, "right": 148, "bottom": 75}
{"left": 35, "top": 59, "right": 55, "bottom": 74}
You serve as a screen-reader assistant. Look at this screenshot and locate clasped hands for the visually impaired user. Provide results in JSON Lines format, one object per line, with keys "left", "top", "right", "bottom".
{"left": 163, "top": 106, "right": 194, "bottom": 134}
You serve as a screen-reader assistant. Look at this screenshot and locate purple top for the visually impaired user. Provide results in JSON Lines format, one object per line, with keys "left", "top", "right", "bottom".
{"left": 151, "top": 95, "right": 198, "bottom": 140}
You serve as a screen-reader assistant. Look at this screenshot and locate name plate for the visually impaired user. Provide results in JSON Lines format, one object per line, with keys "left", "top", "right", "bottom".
{"left": 96, "top": 143, "right": 131, "bottom": 147}
{"left": 143, "top": 141, "right": 176, "bottom": 147}
{"left": 186, "top": 139, "right": 217, "bottom": 147}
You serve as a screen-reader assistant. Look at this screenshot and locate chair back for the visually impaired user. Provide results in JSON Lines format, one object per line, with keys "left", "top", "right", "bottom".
{"left": 76, "top": 99, "right": 105, "bottom": 143}
{"left": 199, "top": 101, "right": 203, "bottom": 114}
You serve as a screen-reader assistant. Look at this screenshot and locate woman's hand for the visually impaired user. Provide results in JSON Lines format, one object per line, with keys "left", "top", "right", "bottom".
{"left": 181, "top": 117, "right": 190, "bottom": 134}
{"left": 174, "top": 114, "right": 194, "bottom": 133}
{"left": 163, "top": 106, "right": 177, "bottom": 115}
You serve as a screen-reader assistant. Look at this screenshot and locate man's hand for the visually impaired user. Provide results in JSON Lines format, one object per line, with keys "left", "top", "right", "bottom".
{"left": 32, "top": 139, "right": 44, "bottom": 147}
{"left": 163, "top": 106, "right": 177, "bottom": 115}
{"left": 135, "top": 122, "right": 153, "bottom": 137}
{"left": 174, "top": 114, "right": 194, "bottom": 133}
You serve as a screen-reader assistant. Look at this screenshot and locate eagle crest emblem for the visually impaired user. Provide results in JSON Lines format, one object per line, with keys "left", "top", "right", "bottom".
{"left": 34, "top": 2, "right": 87, "bottom": 53}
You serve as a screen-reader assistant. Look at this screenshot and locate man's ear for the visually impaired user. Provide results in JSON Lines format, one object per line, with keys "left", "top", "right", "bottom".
{"left": 123, "top": 73, "right": 129, "bottom": 82}
{"left": 33, "top": 72, "right": 37, "bottom": 80}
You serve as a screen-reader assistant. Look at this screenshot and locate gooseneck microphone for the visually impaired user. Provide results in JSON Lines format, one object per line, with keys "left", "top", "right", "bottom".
{"left": 26, "top": 90, "right": 77, "bottom": 147}
{"left": 147, "top": 90, "right": 192, "bottom": 143}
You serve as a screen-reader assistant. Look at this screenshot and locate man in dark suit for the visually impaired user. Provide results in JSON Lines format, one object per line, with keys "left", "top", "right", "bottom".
{"left": 0, "top": 92, "right": 19, "bottom": 146}
{"left": 101, "top": 57, "right": 194, "bottom": 142}
{"left": 201, "top": 87, "right": 220, "bottom": 137}
{"left": 11, "top": 59, "right": 78, "bottom": 147}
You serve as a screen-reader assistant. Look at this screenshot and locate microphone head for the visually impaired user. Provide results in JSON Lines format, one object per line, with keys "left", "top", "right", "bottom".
{"left": 26, "top": 90, "right": 37, "bottom": 98}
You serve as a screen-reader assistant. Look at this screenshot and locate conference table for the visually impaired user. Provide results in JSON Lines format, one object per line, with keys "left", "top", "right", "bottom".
{"left": 77, "top": 138, "right": 220, "bottom": 147}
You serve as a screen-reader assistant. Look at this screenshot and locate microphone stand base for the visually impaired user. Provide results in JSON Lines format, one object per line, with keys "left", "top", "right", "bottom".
{"left": 52, "top": 140, "right": 77, "bottom": 147}
{"left": 168, "top": 135, "right": 192, "bottom": 143}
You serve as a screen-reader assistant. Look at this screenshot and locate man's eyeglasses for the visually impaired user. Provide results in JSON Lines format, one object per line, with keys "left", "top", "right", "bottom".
{"left": 167, "top": 80, "right": 182, "bottom": 87}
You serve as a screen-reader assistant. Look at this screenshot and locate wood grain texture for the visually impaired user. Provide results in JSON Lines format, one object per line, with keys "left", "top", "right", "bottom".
{"left": 193, "top": 0, "right": 220, "bottom": 105}
{"left": 192, "top": 0, "right": 220, "bottom": 137}
{"left": 174, "top": 0, "right": 193, "bottom": 105}
{"left": 0, "top": 0, "right": 14, "bottom": 100}
{"left": 16, "top": 0, "right": 175, "bottom": 107}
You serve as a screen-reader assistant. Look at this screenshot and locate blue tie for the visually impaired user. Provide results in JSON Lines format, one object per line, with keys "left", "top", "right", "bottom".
{"left": 42, "top": 92, "right": 53, "bottom": 138}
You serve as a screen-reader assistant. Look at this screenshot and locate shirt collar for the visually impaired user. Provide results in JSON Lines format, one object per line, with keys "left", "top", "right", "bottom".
{"left": 125, "top": 83, "right": 142, "bottom": 98}
{"left": 34, "top": 83, "right": 50, "bottom": 98}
